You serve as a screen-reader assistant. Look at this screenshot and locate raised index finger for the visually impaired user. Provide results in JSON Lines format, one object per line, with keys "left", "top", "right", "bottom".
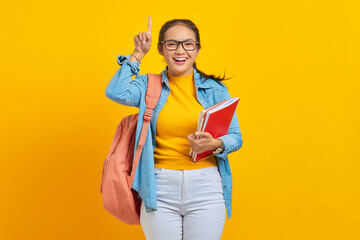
{"left": 148, "top": 16, "right": 152, "bottom": 34}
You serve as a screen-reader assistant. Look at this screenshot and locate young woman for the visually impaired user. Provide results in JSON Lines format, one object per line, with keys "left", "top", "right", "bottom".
{"left": 105, "top": 16, "right": 243, "bottom": 240}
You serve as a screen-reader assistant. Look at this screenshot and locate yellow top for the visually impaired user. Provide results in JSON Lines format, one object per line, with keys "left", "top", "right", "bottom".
{"left": 153, "top": 71, "right": 217, "bottom": 170}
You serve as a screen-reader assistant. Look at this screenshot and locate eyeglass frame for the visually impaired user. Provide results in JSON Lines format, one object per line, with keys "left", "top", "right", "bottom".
{"left": 159, "top": 39, "right": 200, "bottom": 51}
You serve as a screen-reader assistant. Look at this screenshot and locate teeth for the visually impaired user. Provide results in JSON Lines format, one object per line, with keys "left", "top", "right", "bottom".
{"left": 174, "top": 58, "right": 187, "bottom": 61}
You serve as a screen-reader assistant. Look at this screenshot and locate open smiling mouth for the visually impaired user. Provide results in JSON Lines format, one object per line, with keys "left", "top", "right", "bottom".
{"left": 173, "top": 57, "right": 188, "bottom": 64}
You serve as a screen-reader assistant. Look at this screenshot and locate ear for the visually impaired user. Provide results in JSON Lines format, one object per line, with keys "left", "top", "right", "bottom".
{"left": 196, "top": 49, "right": 200, "bottom": 57}
{"left": 158, "top": 45, "right": 164, "bottom": 56}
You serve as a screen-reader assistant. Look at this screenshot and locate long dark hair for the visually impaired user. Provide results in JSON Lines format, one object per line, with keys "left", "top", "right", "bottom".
{"left": 157, "top": 19, "right": 232, "bottom": 82}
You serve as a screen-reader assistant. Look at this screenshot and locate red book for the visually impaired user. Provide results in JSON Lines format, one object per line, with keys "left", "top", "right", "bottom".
{"left": 190, "top": 97, "right": 240, "bottom": 162}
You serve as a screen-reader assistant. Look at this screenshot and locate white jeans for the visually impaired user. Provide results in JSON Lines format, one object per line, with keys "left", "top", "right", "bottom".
{"left": 140, "top": 166, "right": 226, "bottom": 240}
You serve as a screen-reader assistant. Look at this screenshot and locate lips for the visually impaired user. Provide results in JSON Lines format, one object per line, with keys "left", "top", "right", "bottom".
{"left": 173, "top": 57, "right": 188, "bottom": 63}
{"left": 173, "top": 58, "right": 188, "bottom": 66}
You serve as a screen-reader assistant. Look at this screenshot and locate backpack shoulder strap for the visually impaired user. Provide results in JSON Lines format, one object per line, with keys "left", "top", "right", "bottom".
{"left": 130, "top": 73, "right": 162, "bottom": 178}
{"left": 145, "top": 73, "right": 162, "bottom": 110}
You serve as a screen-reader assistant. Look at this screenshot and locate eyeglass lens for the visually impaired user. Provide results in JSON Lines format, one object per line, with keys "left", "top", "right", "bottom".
{"left": 165, "top": 40, "right": 197, "bottom": 51}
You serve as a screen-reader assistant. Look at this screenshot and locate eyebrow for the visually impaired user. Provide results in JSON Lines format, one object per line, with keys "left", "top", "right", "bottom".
{"left": 165, "top": 38, "right": 195, "bottom": 41}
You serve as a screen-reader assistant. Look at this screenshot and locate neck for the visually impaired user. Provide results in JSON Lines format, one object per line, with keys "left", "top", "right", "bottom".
{"left": 167, "top": 68, "right": 194, "bottom": 77}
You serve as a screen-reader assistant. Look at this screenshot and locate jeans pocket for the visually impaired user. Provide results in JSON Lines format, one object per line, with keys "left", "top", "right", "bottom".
{"left": 154, "top": 168, "right": 163, "bottom": 177}
{"left": 200, "top": 166, "right": 221, "bottom": 181}
{"left": 198, "top": 167, "right": 224, "bottom": 200}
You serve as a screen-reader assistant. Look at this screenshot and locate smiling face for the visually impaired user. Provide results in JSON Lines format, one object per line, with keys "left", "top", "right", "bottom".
{"left": 158, "top": 24, "right": 200, "bottom": 77}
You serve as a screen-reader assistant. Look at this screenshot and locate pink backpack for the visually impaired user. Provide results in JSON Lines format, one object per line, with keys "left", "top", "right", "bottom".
{"left": 100, "top": 73, "right": 162, "bottom": 225}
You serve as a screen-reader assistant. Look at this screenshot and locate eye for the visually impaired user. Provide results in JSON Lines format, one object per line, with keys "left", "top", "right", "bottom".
{"left": 185, "top": 41, "right": 196, "bottom": 46}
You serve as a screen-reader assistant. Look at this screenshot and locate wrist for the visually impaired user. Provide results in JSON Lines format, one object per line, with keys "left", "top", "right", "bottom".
{"left": 131, "top": 50, "right": 145, "bottom": 61}
{"left": 213, "top": 139, "right": 222, "bottom": 150}
{"left": 212, "top": 139, "right": 224, "bottom": 155}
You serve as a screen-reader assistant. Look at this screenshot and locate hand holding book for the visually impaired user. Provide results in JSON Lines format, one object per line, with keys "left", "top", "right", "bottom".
{"left": 189, "top": 97, "right": 240, "bottom": 162}
{"left": 187, "top": 132, "right": 222, "bottom": 155}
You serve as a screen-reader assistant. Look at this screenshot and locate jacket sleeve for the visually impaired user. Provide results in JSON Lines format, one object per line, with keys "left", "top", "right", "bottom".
{"left": 214, "top": 86, "right": 243, "bottom": 159}
{"left": 105, "top": 54, "right": 147, "bottom": 108}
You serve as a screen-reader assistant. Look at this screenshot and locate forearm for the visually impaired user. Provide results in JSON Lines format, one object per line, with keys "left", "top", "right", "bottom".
{"left": 105, "top": 55, "right": 146, "bottom": 107}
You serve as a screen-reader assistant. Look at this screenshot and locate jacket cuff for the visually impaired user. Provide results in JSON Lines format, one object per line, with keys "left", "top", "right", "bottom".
{"left": 214, "top": 135, "right": 238, "bottom": 159}
{"left": 116, "top": 54, "right": 140, "bottom": 76}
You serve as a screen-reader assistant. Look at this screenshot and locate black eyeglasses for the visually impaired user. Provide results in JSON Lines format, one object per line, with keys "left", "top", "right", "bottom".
{"left": 160, "top": 40, "right": 199, "bottom": 51}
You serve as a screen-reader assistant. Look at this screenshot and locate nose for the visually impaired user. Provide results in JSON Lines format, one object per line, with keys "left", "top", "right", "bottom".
{"left": 175, "top": 43, "right": 186, "bottom": 54}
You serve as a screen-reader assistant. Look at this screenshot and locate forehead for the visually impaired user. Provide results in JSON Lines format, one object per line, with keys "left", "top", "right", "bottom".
{"left": 164, "top": 24, "right": 196, "bottom": 41}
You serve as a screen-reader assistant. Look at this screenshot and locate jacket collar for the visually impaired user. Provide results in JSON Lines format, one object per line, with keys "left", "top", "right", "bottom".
{"left": 160, "top": 66, "right": 214, "bottom": 89}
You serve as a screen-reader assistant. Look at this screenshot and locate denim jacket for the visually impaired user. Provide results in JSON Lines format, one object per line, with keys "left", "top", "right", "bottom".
{"left": 105, "top": 54, "right": 243, "bottom": 218}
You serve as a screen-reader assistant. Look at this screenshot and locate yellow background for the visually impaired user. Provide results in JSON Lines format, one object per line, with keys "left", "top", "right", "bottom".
{"left": 1, "top": 0, "right": 359, "bottom": 239}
